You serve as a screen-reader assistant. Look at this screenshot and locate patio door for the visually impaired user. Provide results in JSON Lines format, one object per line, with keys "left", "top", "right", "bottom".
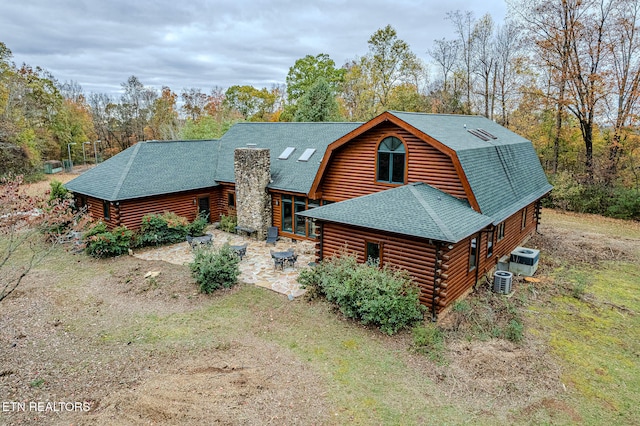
{"left": 198, "top": 196, "right": 210, "bottom": 221}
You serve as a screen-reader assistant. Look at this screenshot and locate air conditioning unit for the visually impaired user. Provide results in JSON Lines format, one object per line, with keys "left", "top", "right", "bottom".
{"left": 493, "top": 271, "right": 513, "bottom": 294}
{"left": 509, "top": 247, "right": 540, "bottom": 276}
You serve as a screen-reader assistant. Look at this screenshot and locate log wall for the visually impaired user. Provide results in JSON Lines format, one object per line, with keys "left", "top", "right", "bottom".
{"left": 320, "top": 222, "right": 439, "bottom": 311}
{"left": 319, "top": 122, "right": 466, "bottom": 202}
{"left": 437, "top": 200, "right": 540, "bottom": 311}
{"left": 85, "top": 187, "right": 221, "bottom": 231}
{"left": 317, "top": 201, "right": 540, "bottom": 316}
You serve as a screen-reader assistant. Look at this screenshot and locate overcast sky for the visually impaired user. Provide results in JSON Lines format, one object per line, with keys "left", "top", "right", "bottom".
{"left": 1, "top": 0, "right": 507, "bottom": 97}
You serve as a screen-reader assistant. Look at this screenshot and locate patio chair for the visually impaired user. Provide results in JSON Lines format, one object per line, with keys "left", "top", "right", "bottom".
{"left": 231, "top": 243, "right": 248, "bottom": 261}
{"left": 266, "top": 226, "right": 279, "bottom": 245}
{"left": 286, "top": 253, "right": 298, "bottom": 268}
{"left": 270, "top": 249, "right": 286, "bottom": 270}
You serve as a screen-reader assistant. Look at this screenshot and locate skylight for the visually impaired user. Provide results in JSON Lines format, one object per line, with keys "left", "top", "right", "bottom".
{"left": 467, "top": 129, "right": 489, "bottom": 141}
{"left": 278, "top": 147, "right": 296, "bottom": 160}
{"left": 298, "top": 148, "right": 316, "bottom": 162}
{"left": 476, "top": 128, "right": 497, "bottom": 139}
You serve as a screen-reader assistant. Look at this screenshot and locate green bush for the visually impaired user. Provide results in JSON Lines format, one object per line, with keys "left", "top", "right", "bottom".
{"left": 138, "top": 212, "right": 190, "bottom": 246}
{"left": 504, "top": 319, "right": 524, "bottom": 343}
{"left": 188, "top": 213, "right": 209, "bottom": 237}
{"left": 84, "top": 224, "right": 134, "bottom": 258}
{"left": 83, "top": 221, "right": 108, "bottom": 239}
{"left": 607, "top": 188, "right": 640, "bottom": 220}
{"left": 190, "top": 244, "right": 241, "bottom": 293}
{"left": 298, "top": 252, "right": 425, "bottom": 335}
{"left": 412, "top": 323, "right": 446, "bottom": 362}
{"left": 545, "top": 171, "right": 640, "bottom": 220}
{"left": 49, "top": 180, "right": 69, "bottom": 202}
{"left": 219, "top": 214, "right": 238, "bottom": 233}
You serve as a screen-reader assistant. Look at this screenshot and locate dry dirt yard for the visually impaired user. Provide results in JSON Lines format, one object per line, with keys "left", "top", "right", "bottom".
{"left": 1, "top": 176, "right": 639, "bottom": 425}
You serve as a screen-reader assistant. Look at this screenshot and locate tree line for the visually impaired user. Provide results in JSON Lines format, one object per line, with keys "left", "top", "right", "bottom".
{"left": 1, "top": 1, "right": 639, "bottom": 219}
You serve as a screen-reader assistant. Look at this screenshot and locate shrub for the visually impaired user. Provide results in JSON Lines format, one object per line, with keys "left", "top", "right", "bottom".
{"left": 412, "top": 323, "right": 446, "bottom": 362}
{"left": 49, "top": 180, "right": 70, "bottom": 202}
{"left": 298, "top": 252, "right": 425, "bottom": 335}
{"left": 607, "top": 188, "right": 640, "bottom": 220}
{"left": 190, "top": 244, "right": 241, "bottom": 293}
{"left": 84, "top": 224, "right": 134, "bottom": 258}
{"left": 545, "top": 171, "right": 640, "bottom": 220}
{"left": 139, "top": 212, "right": 190, "bottom": 246}
{"left": 188, "top": 213, "right": 209, "bottom": 237}
{"left": 504, "top": 319, "right": 524, "bottom": 343}
{"left": 83, "top": 221, "right": 108, "bottom": 239}
{"left": 219, "top": 214, "right": 237, "bottom": 233}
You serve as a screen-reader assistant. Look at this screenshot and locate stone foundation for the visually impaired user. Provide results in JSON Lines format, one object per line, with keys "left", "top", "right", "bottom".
{"left": 234, "top": 147, "right": 272, "bottom": 240}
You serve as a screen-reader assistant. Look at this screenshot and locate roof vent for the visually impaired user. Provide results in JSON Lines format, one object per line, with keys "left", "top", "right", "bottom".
{"left": 298, "top": 148, "right": 316, "bottom": 162}
{"left": 278, "top": 147, "right": 296, "bottom": 160}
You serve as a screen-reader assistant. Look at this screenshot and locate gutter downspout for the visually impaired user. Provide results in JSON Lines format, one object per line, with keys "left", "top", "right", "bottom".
{"left": 431, "top": 243, "right": 440, "bottom": 322}
{"left": 475, "top": 231, "right": 481, "bottom": 285}
{"left": 318, "top": 221, "right": 324, "bottom": 262}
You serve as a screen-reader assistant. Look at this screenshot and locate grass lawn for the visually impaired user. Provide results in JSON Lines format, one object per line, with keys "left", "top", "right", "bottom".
{"left": 1, "top": 206, "right": 639, "bottom": 425}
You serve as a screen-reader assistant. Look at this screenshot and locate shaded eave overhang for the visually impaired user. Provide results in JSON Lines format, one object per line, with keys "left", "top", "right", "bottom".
{"left": 69, "top": 182, "right": 220, "bottom": 203}
{"left": 297, "top": 211, "right": 491, "bottom": 244}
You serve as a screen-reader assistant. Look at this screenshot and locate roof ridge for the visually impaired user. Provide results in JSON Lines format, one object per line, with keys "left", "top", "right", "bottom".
{"left": 408, "top": 183, "right": 456, "bottom": 242}
{"left": 110, "top": 143, "right": 141, "bottom": 200}
{"left": 389, "top": 110, "right": 483, "bottom": 118}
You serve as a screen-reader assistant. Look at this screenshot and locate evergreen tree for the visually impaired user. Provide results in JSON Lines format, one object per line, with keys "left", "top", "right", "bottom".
{"left": 294, "top": 79, "right": 342, "bottom": 122}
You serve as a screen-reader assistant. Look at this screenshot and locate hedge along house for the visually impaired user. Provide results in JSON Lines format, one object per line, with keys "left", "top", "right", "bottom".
{"left": 298, "top": 111, "right": 552, "bottom": 318}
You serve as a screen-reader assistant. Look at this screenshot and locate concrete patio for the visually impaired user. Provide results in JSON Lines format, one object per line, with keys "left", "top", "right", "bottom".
{"left": 131, "top": 227, "right": 315, "bottom": 298}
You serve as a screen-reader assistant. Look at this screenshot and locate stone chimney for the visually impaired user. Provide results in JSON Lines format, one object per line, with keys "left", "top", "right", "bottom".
{"left": 234, "top": 147, "right": 272, "bottom": 240}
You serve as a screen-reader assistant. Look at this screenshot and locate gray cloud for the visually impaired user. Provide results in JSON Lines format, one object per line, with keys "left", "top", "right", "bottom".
{"left": 1, "top": 0, "right": 507, "bottom": 96}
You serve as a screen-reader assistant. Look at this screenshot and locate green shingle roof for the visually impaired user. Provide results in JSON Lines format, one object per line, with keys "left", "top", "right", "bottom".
{"left": 65, "top": 140, "right": 219, "bottom": 201}
{"left": 66, "top": 111, "right": 550, "bottom": 232}
{"left": 298, "top": 182, "right": 493, "bottom": 243}
{"left": 67, "top": 123, "right": 360, "bottom": 200}
{"left": 214, "top": 122, "right": 361, "bottom": 193}
{"left": 388, "top": 111, "right": 552, "bottom": 223}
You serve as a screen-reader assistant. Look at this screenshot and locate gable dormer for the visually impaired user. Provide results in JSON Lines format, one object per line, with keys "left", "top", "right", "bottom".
{"left": 309, "top": 112, "right": 475, "bottom": 208}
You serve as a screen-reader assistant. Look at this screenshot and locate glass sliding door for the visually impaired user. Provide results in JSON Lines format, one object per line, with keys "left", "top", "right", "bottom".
{"left": 282, "top": 195, "right": 293, "bottom": 233}
{"left": 294, "top": 196, "right": 306, "bottom": 235}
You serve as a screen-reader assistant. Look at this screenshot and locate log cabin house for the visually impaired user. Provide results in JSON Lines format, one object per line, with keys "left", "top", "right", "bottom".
{"left": 67, "top": 111, "right": 551, "bottom": 317}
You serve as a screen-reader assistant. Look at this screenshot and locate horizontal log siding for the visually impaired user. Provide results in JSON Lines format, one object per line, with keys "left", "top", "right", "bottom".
{"left": 83, "top": 187, "right": 221, "bottom": 231}
{"left": 271, "top": 192, "right": 281, "bottom": 229}
{"left": 86, "top": 196, "right": 119, "bottom": 228}
{"left": 321, "top": 222, "right": 439, "bottom": 311}
{"left": 493, "top": 201, "right": 538, "bottom": 263}
{"left": 319, "top": 122, "right": 466, "bottom": 201}
{"left": 216, "top": 183, "right": 236, "bottom": 220}
{"left": 438, "top": 201, "right": 541, "bottom": 311}
{"left": 119, "top": 190, "right": 213, "bottom": 230}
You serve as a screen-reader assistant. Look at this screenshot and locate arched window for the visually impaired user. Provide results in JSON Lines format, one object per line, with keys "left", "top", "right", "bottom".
{"left": 377, "top": 136, "right": 406, "bottom": 184}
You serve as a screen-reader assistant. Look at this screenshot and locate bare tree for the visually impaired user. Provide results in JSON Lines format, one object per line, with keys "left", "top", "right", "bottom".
{"left": 1, "top": 176, "right": 86, "bottom": 303}
{"left": 494, "top": 21, "right": 525, "bottom": 125}
{"left": 604, "top": 0, "right": 640, "bottom": 182}
{"left": 428, "top": 38, "right": 460, "bottom": 93}
{"left": 447, "top": 10, "right": 477, "bottom": 114}
{"left": 473, "top": 13, "right": 497, "bottom": 118}
{"left": 181, "top": 88, "right": 209, "bottom": 120}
